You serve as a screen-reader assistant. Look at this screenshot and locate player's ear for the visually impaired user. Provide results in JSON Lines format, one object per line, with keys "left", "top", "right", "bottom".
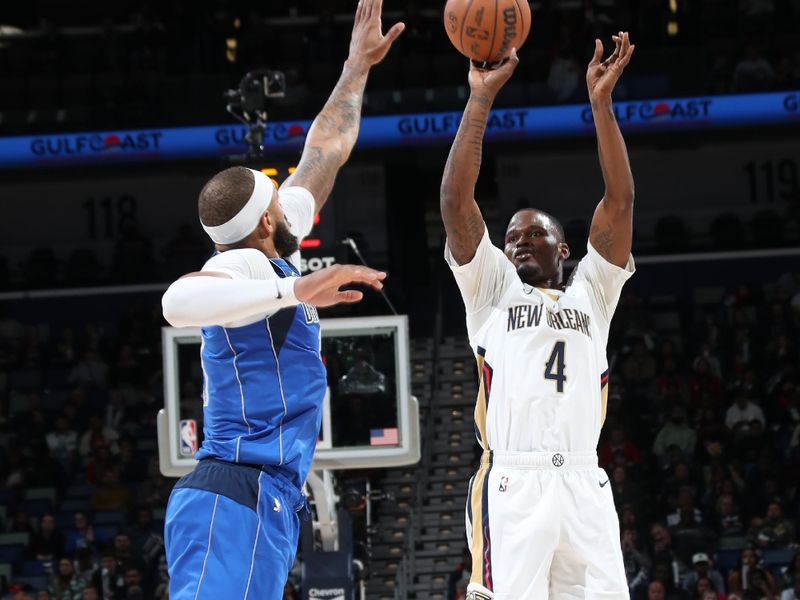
{"left": 559, "top": 242, "right": 570, "bottom": 261}
{"left": 258, "top": 211, "right": 274, "bottom": 239}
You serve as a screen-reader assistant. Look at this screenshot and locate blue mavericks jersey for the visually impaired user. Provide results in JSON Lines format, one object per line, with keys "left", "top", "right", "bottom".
{"left": 194, "top": 258, "right": 326, "bottom": 488}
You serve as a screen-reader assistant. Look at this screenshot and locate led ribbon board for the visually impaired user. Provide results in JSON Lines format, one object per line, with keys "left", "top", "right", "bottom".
{"left": 0, "top": 91, "right": 797, "bottom": 169}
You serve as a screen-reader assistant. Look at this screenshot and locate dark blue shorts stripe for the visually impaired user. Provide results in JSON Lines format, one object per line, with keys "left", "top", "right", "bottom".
{"left": 173, "top": 459, "right": 304, "bottom": 513}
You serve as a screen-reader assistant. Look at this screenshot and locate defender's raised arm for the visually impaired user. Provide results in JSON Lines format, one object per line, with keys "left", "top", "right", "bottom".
{"left": 283, "top": 0, "right": 404, "bottom": 213}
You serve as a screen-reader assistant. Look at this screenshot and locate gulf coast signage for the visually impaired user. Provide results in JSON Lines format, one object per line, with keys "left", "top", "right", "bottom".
{"left": 0, "top": 90, "right": 796, "bottom": 169}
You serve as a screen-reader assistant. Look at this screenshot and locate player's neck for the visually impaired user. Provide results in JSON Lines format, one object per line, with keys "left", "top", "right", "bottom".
{"left": 215, "top": 237, "right": 279, "bottom": 257}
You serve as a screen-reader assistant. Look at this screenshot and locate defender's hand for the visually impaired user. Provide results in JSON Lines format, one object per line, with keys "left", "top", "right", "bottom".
{"left": 294, "top": 264, "right": 386, "bottom": 308}
{"left": 468, "top": 48, "right": 520, "bottom": 98}
{"left": 348, "top": 0, "right": 405, "bottom": 69}
{"left": 587, "top": 32, "right": 635, "bottom": 105}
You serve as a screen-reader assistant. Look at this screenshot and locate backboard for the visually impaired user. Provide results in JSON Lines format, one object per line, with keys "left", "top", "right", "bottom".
{"left": 157, "top": 315, "right": 420, "bottom": 477}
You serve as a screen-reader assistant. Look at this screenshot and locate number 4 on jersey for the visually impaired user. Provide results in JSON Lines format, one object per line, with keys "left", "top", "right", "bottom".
{"left": 544, "top": 341, "right": 567, "bottom": 393}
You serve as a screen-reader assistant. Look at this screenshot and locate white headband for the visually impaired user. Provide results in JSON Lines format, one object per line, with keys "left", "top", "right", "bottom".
{"left": 202, "top": 168, "right": 277, "bottom": 245}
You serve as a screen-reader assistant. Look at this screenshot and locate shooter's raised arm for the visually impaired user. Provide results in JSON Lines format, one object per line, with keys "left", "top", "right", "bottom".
{"left": 440, "top": 51, "right": 519, "bottom": 266}
{"left": 587, "top": 32, "right": 636, "bottom": 268}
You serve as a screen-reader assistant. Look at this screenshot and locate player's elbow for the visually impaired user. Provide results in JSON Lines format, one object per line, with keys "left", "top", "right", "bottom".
{"left": 161, "top": 282, "right": 191, "bottom": 328}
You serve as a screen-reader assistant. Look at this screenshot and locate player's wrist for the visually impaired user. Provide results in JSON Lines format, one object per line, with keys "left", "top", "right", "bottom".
{"left": 274, "top": 277, "right": 300, "bottom": 307}
{"left": 590, "top": 96, "right": 613, "bottom": 109}
{"left": 344, "top": 56, "right": 371, "bottom": 75}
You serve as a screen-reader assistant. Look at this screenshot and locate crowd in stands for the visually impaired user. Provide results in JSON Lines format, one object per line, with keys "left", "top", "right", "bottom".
{"left": 447, "top": 270, "right": 800, "bottom": 600}
{"left": 0, "top": 295, "right": 175, "bottom": 599}
{"left": 0, "top": 1, "right": 799, "bottom": 133}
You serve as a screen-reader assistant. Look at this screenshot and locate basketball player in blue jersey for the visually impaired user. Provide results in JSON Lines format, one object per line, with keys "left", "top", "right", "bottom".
{"left": 160, "top": 2, "right": 405, "bottom": 598}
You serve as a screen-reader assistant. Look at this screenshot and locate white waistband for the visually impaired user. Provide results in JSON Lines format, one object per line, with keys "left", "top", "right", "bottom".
{"left": 482, "top": 451, "right": 598, "bottom": 470}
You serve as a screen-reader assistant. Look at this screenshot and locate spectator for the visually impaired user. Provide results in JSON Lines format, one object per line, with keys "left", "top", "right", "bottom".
{"left": 655, "top": 358, "right": 690, "bottom": 404}
{"left": 81, "top": 587, "right": 99, "bottom": 600}
{"left": 68, "top": 351, "right": 109, "bottom": 389}
{"left": 282, "top": 581, "right": 298, "bottom": 600}
{"left": 91, "top": 550, "right": 125, "bottom": 600}
{"left": 693, "top": 575, "right": 724, "bottom": 599}
{"left": 649, "top": 580, "right": 668, "bottom": 600}
{"left": 779, "top": 552, "right": 800, "bottom": 590}
{"left": 78, "top": 416, "right": 119, "bottom": 461}
{"left": 612, "top": 465, "right": 645, "bottom": 510}
{"left": 129, "top": 506, "right": 163, "bottom": 572}
{"left": 725, "top": 392, "right": 766, "bottom": 435}
{"left": 121, "top": 565, "right": 148, "bottom": 599}
{"left": 683, "top": 553, "right": 726, "bottom": 596}
{"left": 750, "top": 501, "right": 796, "bottom": 549}
{"left": 453, "top": 578, "right": 469, "bottom": 600}
{"left": 714, "top": 493, "right": 745, "bottom": 540}
{"left": 447, "top": 547, "right": 471, "bottom": 600}
{"left": 46, "top": 416, "right": 78, "bottom": 471}
{"left": 623, "top": 527, "right": 652, "bottom": 597}
{"left": 47, "top": 558, "right": 86, "bottom": 600}
{"left": 653, "top": 407, "right": 697, "bottom": 461}
{"left": 781, "top": 574, "right": 800, "bottom": 600}
{"left": 748, "top": 567, "right": 778, "bottom": 599}
{"left": 547, "top": 51, "right": 582, "bottom": 101}
{"left": 667, "top": 488, "right": 704, "bottom": 528}
{"left": 624, "top": 341, "right": 658, "bottom": 389}
{"left": 599, "top": 425, "right": 643, "bottom": 468}
{"left": 9, "top": 510, "right": 34, "bottom": 534}
{"left": 650, "top": 561, "right": 692, "bottom": 599}
{"left": 731, "top": 548, "right": 764, "bottom": 592}
{"left": 65, "top": 512, "right": 96, "bottom": 554}
{"left": 90, "top": 468, "right": 132, "bottom": 513}
{"left": 73, "top": 548, "right": 98, "bottom": 583}
{"left": 650, "top": 524, "right": 690, "bottom": 585}
{"left": 733, "top": 44, "right": 775, "bottom": 92}
{"left": 690, "top": 356, "right": 723, "bottom": 405}
{"left": 28, "top": 514, "right": 65, "bottom": 560}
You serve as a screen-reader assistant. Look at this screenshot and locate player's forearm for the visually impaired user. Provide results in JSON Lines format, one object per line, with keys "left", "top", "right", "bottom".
{"left": 441, "top": 93, "right": 493, "bottom": 220}
{"left": 306, "top": 60, "right": 370, "bottom": 165}
{"left": 440, "top": 93, "right": 494, "bottom": 264}
{"left": 592, "top": 100, "right": 635, "bottom": 210}
{"left": 162, "top": 276, "right": 298, "bottom": 328}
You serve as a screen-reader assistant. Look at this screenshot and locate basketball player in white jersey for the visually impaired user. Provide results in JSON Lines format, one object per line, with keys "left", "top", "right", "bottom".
{"left": 440, "top": 33, "right": 637, "bottom": 599}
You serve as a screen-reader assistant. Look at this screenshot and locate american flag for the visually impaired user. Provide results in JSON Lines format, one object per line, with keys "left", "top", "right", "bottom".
{"left": 370, "top": 428, "right": 399, "bottom": 446}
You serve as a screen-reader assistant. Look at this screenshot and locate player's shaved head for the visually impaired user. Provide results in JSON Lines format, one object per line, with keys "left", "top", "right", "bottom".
{"left": 198, "top": 166, "right": 256, "bottom": 227}
{"left": 507, "top": 208, "right": 565, "bottom": 242}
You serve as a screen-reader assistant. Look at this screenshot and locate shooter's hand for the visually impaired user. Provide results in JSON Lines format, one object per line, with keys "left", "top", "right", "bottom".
{"left": 347, "top": 0, "right": 405, "bottom": 69}
{"left": 587, "top": 32, "right": 635, "bottom": 105}
{"left": 468, "top": 48, "right": 520, "bottom": 99}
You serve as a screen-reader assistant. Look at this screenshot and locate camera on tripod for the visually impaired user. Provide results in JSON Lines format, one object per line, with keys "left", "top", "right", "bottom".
{"left": 224, "top": 69, "right": 286, "bottom": 161}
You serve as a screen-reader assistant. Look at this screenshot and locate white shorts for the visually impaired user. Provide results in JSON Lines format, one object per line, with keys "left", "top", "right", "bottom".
{"left": 465, "top": 451, "right": 628, "bottom": 600}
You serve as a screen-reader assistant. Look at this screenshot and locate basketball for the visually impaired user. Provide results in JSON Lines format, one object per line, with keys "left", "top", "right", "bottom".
{"left": 444, "top": 0, "right": 532, "bottom": 63}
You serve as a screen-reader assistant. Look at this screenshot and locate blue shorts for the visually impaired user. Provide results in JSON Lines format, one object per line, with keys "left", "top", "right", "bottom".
{"left": 165, "top": 459, "right": 306, "bottom": 600}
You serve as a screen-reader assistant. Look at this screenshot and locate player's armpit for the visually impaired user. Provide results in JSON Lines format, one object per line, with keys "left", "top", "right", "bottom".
{"left": 442, "top": 200, "right": 485, "bottom": 266}
{"left": 588, "top": 198, "right": 633, "bottom": 268}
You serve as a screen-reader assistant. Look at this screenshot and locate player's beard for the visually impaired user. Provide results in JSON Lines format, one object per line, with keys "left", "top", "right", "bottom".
{"left": 516, "top": 262, "right": 544, "bottom": 286}
{"left": 274, "top": 219, "right": 300, "bottom": 257}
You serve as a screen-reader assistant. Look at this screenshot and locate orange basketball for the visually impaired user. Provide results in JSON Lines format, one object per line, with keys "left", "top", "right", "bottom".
{"left": 444, "top": 0, "right": 532, "bottom": 63}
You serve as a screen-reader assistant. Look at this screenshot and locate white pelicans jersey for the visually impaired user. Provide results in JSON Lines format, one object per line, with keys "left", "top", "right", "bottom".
{"left": 446, "top": 226, "right": 635, "bottom": 454}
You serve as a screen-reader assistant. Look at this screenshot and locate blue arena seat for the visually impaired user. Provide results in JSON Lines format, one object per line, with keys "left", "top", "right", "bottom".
{"left": 0, "top": 544, "right": 24, "bottom": 564}
{"left": 20, "top": 560, "right": 47, "bottom": 576}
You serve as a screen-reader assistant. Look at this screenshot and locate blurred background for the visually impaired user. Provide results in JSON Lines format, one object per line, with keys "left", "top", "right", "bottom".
{"left": 0, "top": 1, "right": 799, "bottom": 599}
